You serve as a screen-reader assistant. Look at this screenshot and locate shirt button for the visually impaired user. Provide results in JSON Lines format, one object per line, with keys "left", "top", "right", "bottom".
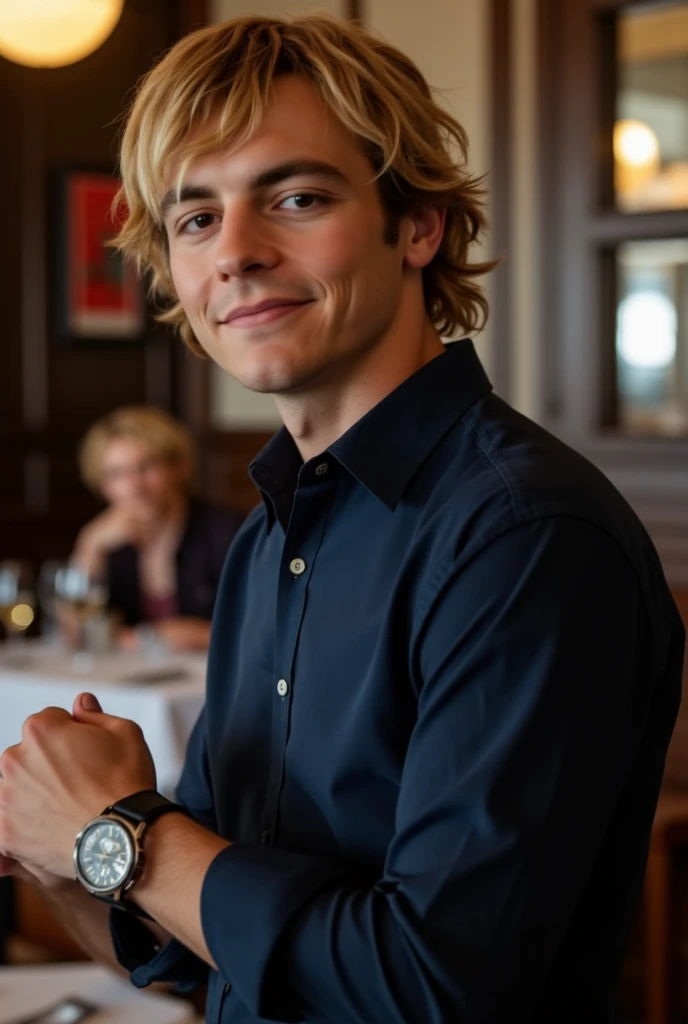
{"left": 289, "top": 558, "right": 306, "bottom": 575}
{"left": 315, "top": 462, "right": 329, "bottom": 476}
{"left": 277, "top": 678, "right": 289, "bottom": 697}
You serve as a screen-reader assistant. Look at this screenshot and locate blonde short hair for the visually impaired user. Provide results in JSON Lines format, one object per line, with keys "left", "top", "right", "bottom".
{"left": 79, "top": 406, "right": 193, "bottom": 494}
{"left": 114, "top": 14, "right": 497, "bottom": 356}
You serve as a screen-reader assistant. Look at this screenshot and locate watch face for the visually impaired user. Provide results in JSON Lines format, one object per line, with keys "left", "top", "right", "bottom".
{"left": 76, "top": 818, "right": 134, "bottom": 893}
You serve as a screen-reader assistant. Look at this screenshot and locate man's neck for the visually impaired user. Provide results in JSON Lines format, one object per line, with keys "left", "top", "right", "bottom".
{"left": 275, "top": 319, "right": 446, "bottom": 462}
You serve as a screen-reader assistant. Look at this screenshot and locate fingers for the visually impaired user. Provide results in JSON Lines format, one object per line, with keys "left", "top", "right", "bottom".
{"left": 71, "top": 702, "right": 143, "bottom": 745}
{"left": 21, "top": 708, "right": 71, "bottom": 742}
{"left": 72, "top": 692, "right": 103, "bottom": 717}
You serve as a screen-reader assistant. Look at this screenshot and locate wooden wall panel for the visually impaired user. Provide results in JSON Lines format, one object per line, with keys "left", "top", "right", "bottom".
{"left": 0, "top": 0, "right": 209, "bottom": 571}
{"left": 664, "top": 590, "right": 688, "bottom": 787}
{"left": 201, "top": 432, "right": 274, "bottom": 516}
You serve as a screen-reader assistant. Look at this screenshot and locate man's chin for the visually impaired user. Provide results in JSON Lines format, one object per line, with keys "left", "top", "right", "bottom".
{"left": 208, "top": 330, "right": 325, "bottom": 396}
{"left": 227, "top": 356, "right": 317, "bottom": 397}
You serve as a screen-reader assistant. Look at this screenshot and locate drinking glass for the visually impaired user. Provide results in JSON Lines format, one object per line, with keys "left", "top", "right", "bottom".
{"left": 38, "top": 559, "right": 65, "bottom": 643}
{"left": 54, "top": 565, "right": 109, "bottom": 670}
{"left": 0, "top": 560, "right": 36, "bottom": 650}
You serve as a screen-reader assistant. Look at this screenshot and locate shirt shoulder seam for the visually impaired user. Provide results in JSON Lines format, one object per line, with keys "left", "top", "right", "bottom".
{"left": 459, "top": 412, "right": 525, "bottom": 522}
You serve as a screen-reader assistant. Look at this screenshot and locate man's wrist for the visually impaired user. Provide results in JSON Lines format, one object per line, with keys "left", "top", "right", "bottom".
{"left": 130, "top": 814, "right": 228, "bottom": 919}
{"left": 30, "top": 871, "right": 80, "bottom": 895}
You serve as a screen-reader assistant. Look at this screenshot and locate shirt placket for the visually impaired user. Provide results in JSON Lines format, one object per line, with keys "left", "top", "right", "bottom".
{"left": 260, "top": 458, "right": 336, "bottom": 848}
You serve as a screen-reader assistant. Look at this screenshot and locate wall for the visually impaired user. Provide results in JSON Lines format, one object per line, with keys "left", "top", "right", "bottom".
{"left": 510, "top": 0, "right": 539, "bottom": 418}
{"left": 213, "top": 0, "right": 342, "bottom": 16}
{"left": 0, "top": 0, "right": 205, "bottom": 567}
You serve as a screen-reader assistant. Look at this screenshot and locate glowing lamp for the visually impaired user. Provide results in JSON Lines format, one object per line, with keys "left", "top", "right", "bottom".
{"left": 0, "top": 0, "right": 124, "bottom": 68}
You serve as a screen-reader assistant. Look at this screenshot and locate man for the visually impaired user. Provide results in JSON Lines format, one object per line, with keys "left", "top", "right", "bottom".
{"left": 0, "top": 15, "right": 683, "bottom": 1024}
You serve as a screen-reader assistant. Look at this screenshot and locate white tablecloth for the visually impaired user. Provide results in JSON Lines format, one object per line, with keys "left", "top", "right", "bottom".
{"left": 0, "top": 962, "right": 196, "bottom": 1023}
{"left": 0, "top": 643, "right": 206, "bottom": 797}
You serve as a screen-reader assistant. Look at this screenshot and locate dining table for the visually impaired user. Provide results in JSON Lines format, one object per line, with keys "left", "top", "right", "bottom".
{"left": 0, "top": 961, "right": 198, "bottom": 1023}
{"left": 0, "top": 640, "right": 207, "bottom": 798}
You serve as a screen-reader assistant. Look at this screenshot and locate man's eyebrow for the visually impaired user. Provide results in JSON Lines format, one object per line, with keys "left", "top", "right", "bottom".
{"left": 160, "top": 185, "right": 217, "bottom": 221}
{"left": 159, "top": 160, "right": 351, "bottom": 220}
{"left": 250, "top": 160, "right": 351, "bottom": 191}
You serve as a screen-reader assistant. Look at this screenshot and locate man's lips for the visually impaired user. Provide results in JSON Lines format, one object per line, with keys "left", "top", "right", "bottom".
{"left": 221, "top": 298, "right": 313, "bottom": 327}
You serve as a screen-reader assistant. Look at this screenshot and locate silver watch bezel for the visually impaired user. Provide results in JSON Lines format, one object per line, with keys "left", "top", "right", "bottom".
{"left": 73, "top": 813, "right": 145, "bottom": 899}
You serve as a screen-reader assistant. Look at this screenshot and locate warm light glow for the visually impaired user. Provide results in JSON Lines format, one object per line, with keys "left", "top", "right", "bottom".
{"left": 10, "top": 604, "right": 34, "bottom": 629}
{"left": 0, "top": 0, "right": 124, "bottom": 68}
{"left": 614, "top": 119, "right": 661, "bottom": 205}
{"left": 617, "top": 290, "right": 677, "bottom": 370}
{"left": 614, "top": 119, "right": 660, "bottom": 168}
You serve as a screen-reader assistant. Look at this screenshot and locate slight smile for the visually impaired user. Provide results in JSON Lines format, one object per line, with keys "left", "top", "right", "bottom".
{"left": 222, "top": 300, "right": 314, "bottom": 329}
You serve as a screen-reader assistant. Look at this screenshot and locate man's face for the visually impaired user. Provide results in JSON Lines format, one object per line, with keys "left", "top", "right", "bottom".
{"left": 162, "top": 76, "right": 414, "bottom": 396}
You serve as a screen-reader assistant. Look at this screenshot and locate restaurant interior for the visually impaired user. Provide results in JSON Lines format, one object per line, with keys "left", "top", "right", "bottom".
{"left": 1, "top": 0, "right": 687, "bottom": 1021}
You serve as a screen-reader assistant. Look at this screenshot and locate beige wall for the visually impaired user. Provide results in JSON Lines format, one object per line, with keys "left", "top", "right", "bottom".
{"left": 212, "top": 0, "right": 343, "bottom": 19}
{"left": 510, "top": 0, "right": 539, "bottom": 418}
{"left": 208, "top": 0, "right": 500, "bottom": 428}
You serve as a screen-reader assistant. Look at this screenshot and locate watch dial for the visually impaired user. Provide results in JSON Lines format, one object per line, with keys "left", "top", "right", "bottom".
{"left": 77, "top": 820, "right": 133, "bottom": 891}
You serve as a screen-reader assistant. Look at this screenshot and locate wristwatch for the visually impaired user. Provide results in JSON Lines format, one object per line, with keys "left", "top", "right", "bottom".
{"left": 74, "top": 789, "right": 186, "bottom": 916}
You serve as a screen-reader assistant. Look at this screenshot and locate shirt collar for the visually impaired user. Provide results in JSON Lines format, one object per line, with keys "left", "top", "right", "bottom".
{"left": 249, "top": 339, "right": 492, "bottom": 522}
{"left": 332, "top": 339, "right": 492, "bottom": 509}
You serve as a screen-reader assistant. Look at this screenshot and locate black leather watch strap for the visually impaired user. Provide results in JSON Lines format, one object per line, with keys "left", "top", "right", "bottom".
{"left": 107, "top": 789, "right": 186, "bottom": 824}
{"left": 99, "top": 893, "right": 154, "bottom": 920}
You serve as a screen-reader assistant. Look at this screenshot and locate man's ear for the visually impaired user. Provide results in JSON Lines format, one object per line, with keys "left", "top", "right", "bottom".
{"left": 401, "top": 204, "right": 446, "bottom": 270}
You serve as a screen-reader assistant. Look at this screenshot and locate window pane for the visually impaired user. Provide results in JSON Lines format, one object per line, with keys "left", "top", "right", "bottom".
{"left": 616, "top": 239, "right": 688, "bottom": 433}
{"left": 616, "top": 2, "right": 688, "bottom": 211}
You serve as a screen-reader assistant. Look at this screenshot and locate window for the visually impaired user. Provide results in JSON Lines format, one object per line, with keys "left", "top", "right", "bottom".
{"left": 538, "top": 0, "right": 688, "bottom": 584}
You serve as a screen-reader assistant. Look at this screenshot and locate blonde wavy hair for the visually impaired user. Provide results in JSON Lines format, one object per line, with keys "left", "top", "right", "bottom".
{"left": 115, "top": 14, "right": 497, "bottom": 356}
{"left": 79, "top": 406, "right": 193, "bottom": 495}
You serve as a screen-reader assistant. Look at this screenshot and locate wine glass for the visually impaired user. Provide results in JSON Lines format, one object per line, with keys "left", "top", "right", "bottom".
{"left": 38, "top": 559, "right": 66, "bottom": 644}
{"left": 0, "top": 560, "right": 36, "bottom": 651}
{"left": 54, "top": 565, "right": 109, "bottom": 670}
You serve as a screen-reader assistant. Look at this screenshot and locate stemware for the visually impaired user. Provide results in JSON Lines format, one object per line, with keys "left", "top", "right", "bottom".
{"left": 54, "top": 564, "right": 109, "bottom": 669}
{"left": 0, "top": 560, "right": 36, "bottom": 649}
{"left": 37, "top": 559, "right": 65, "bottom": 643}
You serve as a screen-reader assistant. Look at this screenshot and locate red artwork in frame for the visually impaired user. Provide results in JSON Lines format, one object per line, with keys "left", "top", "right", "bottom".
{"left": 55, "top": 169, "right": 146, "bottom": 344}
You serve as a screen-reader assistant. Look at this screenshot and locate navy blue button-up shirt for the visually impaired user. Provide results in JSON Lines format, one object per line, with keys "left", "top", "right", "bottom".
{"left": 112, "top": 340, "right": 683, "bottom": 1024}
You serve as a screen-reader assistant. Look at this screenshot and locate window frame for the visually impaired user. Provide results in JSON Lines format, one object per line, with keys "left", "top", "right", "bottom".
{"left": 536, "top": 0, "right": 688, "bottom": 584}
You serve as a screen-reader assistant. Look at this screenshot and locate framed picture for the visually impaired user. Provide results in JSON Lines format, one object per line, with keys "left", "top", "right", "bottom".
{"left": 54, "top": 168, "right": 146, "bottom": 345}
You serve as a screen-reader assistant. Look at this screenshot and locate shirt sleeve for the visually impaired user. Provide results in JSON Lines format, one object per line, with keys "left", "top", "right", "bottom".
{"left": 198, "top": 516, "right": 674, "bottom": 1023}
{"left": 109, "top": 706, "right": 213, "bottom": 990}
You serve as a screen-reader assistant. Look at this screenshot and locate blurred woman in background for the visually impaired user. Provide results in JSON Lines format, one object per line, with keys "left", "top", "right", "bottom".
{"left": 72, "top": 406, "right": 243, "bottom": 651}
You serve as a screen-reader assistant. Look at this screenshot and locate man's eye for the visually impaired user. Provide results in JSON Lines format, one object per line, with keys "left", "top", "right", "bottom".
{"left": 279, "top": 194, "right": 322, "bottom": 211}
{"left": 180, "top": 213, "right": 216, "bottom": 234}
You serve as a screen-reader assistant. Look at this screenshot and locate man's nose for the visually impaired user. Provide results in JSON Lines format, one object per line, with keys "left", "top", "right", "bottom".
{"left": 214, "top": 207, "right": 280, "bottom": 279}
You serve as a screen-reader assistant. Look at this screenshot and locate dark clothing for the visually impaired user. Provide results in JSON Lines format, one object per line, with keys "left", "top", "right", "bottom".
{"left": 141, "top": 592, "right": 179, "bottom": 621}
{"left": 112, "top": 340, "right": 683, "bottom": 1024}
{"left": 107, "top": 498, "right": 243, "bottom": 626}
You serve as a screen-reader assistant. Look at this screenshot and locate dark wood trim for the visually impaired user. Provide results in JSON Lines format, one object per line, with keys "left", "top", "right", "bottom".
{"left": 536, "top": 0, "right": 566, "bottom": 422}
{"left": 597, "top": 8, "right": 617, "bottom": 211}
{"left": 534, "top": 0, "right": 688, "bottom": 585}
{"left": 347, "top": 0, "right": 363, "bottom": 21}
{"left": 201, "top": 430, "right": 273, "bottom": 514}
{"left": 20, "top": 73, "right": 48, "bottom": 430}
{"left": 489, "top": 0, "right": 512, "bottom": 400}
{"left": 174, "top": 0, "right": 209, "bottom": 36}
{"left": 588, "top": 210, "right": 688, "bottom": 243}
{"left": 589, "top": 0, "right": 670, "bottom": 9}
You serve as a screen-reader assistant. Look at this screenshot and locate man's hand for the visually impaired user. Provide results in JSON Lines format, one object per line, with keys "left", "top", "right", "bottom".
{"left": 0, "top": 693, "right": 156, "bottom": 880}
